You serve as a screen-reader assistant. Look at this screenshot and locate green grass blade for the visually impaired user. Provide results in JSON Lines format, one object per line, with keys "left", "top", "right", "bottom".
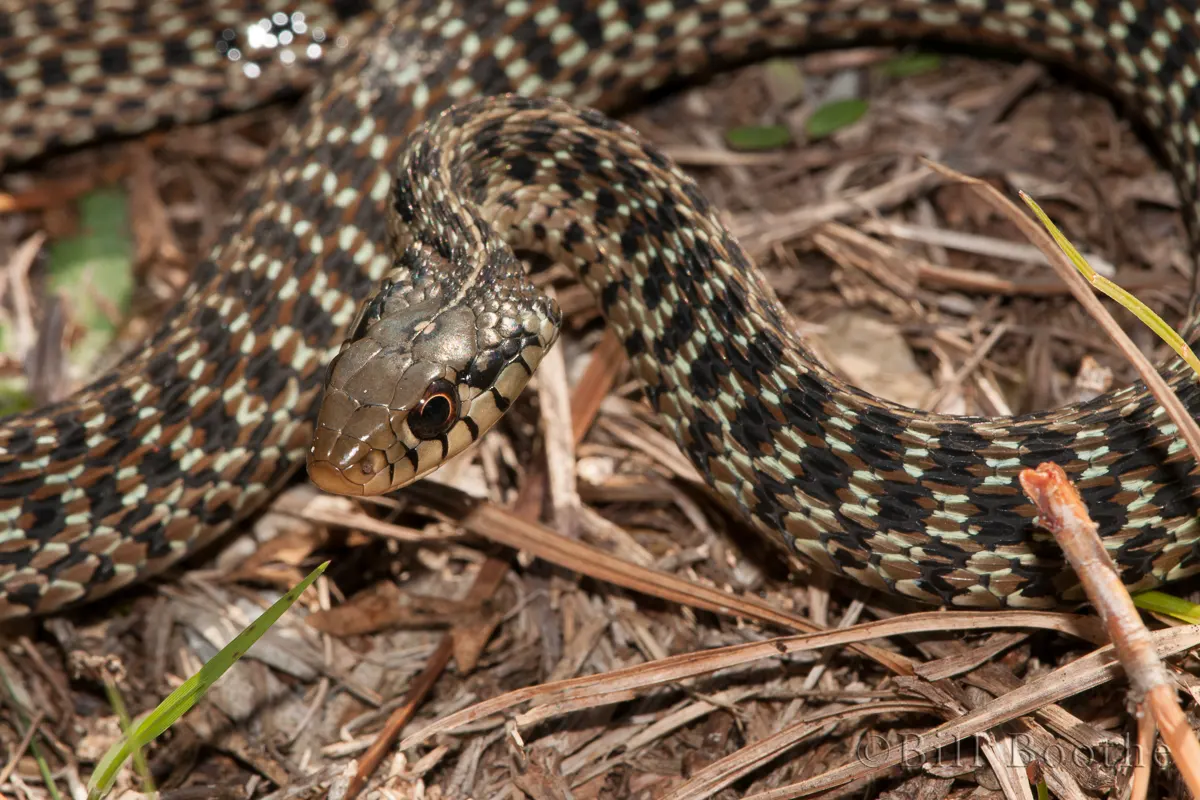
{"left": 1133, "top": 591, "right": 1200, "bottom": 624}
{"left": 878, "top": 52, "right": 943, "bottom": 78}
{"left": 87, "top": 561, "right": 329, "bottom": 799}
{"left": 103, "top": 679, "right": 154, "bottom": 794}
{"left": 1020, "top": 192, "right": 1200, "bottom": 377}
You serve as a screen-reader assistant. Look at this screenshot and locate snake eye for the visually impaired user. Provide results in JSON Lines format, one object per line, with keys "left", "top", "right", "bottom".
{"left": 408, "top": 379, "right": 458, "bottom": 440}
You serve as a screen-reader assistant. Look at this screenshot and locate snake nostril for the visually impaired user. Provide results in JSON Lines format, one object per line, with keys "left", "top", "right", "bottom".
{"left": 355, "top": 449, "right": 388, "bottom": 478}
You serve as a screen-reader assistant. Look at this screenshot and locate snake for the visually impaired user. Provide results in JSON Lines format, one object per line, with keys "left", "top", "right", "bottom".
{"left": 4, "top": 0, "right": 1200, "bottom": 620}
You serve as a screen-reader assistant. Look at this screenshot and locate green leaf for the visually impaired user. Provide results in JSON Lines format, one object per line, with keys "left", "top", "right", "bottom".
{"left": 805, "top": 99, "right": 868, "bottom": 140}
{"left": 1133, "top": 591, "right": 1200, "bottom": 624}
{"left": 46, "top": 188, "right": 134, "bottom": 368}
{"left": 725, "top": 124, "right": 792, "bottom": 151}
{"left": 879, "top": 52, "right": 943, "bottom": 78}
{"left": 87, "top": 562, "right": 330, "bottom": 799}
{"left": 0, "top": 382, "right": 33, "bottom": 418}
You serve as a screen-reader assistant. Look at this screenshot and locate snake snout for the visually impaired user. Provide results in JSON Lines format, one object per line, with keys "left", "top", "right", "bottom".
{"left": 307, "top": 454, "right": 390, "bottom": 496}
{"left": 307, "top": 426, "right": 395, "bottom": 496}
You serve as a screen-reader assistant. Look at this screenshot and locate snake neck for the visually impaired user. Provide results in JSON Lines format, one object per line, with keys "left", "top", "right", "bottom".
{"left": 397, "top": 90, "right": 1200, "bottom": 610}
{"left": 404, "top": 97, "right": 798, "bottom": 402}
{"left": 307, "top": 118, "right": 568, "bottom": 495}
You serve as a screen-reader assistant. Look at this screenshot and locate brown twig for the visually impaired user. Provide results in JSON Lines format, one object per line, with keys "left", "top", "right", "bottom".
{"left": 399, "top": 608, "right": 1108, "bottom": 750}
{"left": 342, "top": 636, "right": 453, "bottom": 799}
{"left": 570, "top": 330, "right": 625, "bottom": 442}
{"left": 933, "top": 154, "right": 1200, "bottom": 795}
{"left": 0, "top": 710, "right": 44, "bottom": 786}
{"left": 1132, "top": 699, "right": 1156, "bottom": 800}
{"left": 1020, "top": 462, "right": 1200, "bottom": 797}
{"left": 398, "top": 619, "right": 1200, "bottom": 800}
{"left": 745, "top": 626, "right": 1200, "bottom": 800}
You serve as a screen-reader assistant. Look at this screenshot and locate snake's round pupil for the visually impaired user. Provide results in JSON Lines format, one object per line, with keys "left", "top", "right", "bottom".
{"left": 409, "top": 380, "right": 457, "bottom": 440}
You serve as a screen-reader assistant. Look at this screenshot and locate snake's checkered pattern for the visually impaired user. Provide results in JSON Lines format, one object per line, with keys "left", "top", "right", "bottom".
{"left": 2, "top": 0, "right": 1200, "bottom": 617}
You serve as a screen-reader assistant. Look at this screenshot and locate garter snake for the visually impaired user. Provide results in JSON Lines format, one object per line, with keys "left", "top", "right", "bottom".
{"left": 3, "top": 0, "right": 1200, "bottom": 618}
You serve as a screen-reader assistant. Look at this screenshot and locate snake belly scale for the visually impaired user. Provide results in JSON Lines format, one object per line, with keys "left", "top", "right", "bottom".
{"left": 3, "top": 0, "right": 1200, "bottom": 618}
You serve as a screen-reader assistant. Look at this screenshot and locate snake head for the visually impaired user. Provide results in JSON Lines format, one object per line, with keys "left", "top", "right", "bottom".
{"left": 307, "top": 251, "right": 560, "bottom": 496}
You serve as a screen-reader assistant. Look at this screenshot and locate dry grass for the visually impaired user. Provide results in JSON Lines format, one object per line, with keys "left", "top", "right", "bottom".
{"left": 2, "top": 48, "right": 1199, "bottom": 800}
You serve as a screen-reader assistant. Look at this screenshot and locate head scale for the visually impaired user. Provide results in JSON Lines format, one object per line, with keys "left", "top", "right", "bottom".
{"left": 307, "top": 244, "right": 560, "bottom": 496}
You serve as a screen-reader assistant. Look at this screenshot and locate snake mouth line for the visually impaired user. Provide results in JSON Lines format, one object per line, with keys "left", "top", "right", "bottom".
{"left": 307, "top": 456, "right": 383, "bottom": 496}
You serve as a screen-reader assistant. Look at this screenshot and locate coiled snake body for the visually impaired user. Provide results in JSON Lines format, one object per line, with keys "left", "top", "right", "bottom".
{"left": 3, "top": 0, "right": 1200, "bottom": 618}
